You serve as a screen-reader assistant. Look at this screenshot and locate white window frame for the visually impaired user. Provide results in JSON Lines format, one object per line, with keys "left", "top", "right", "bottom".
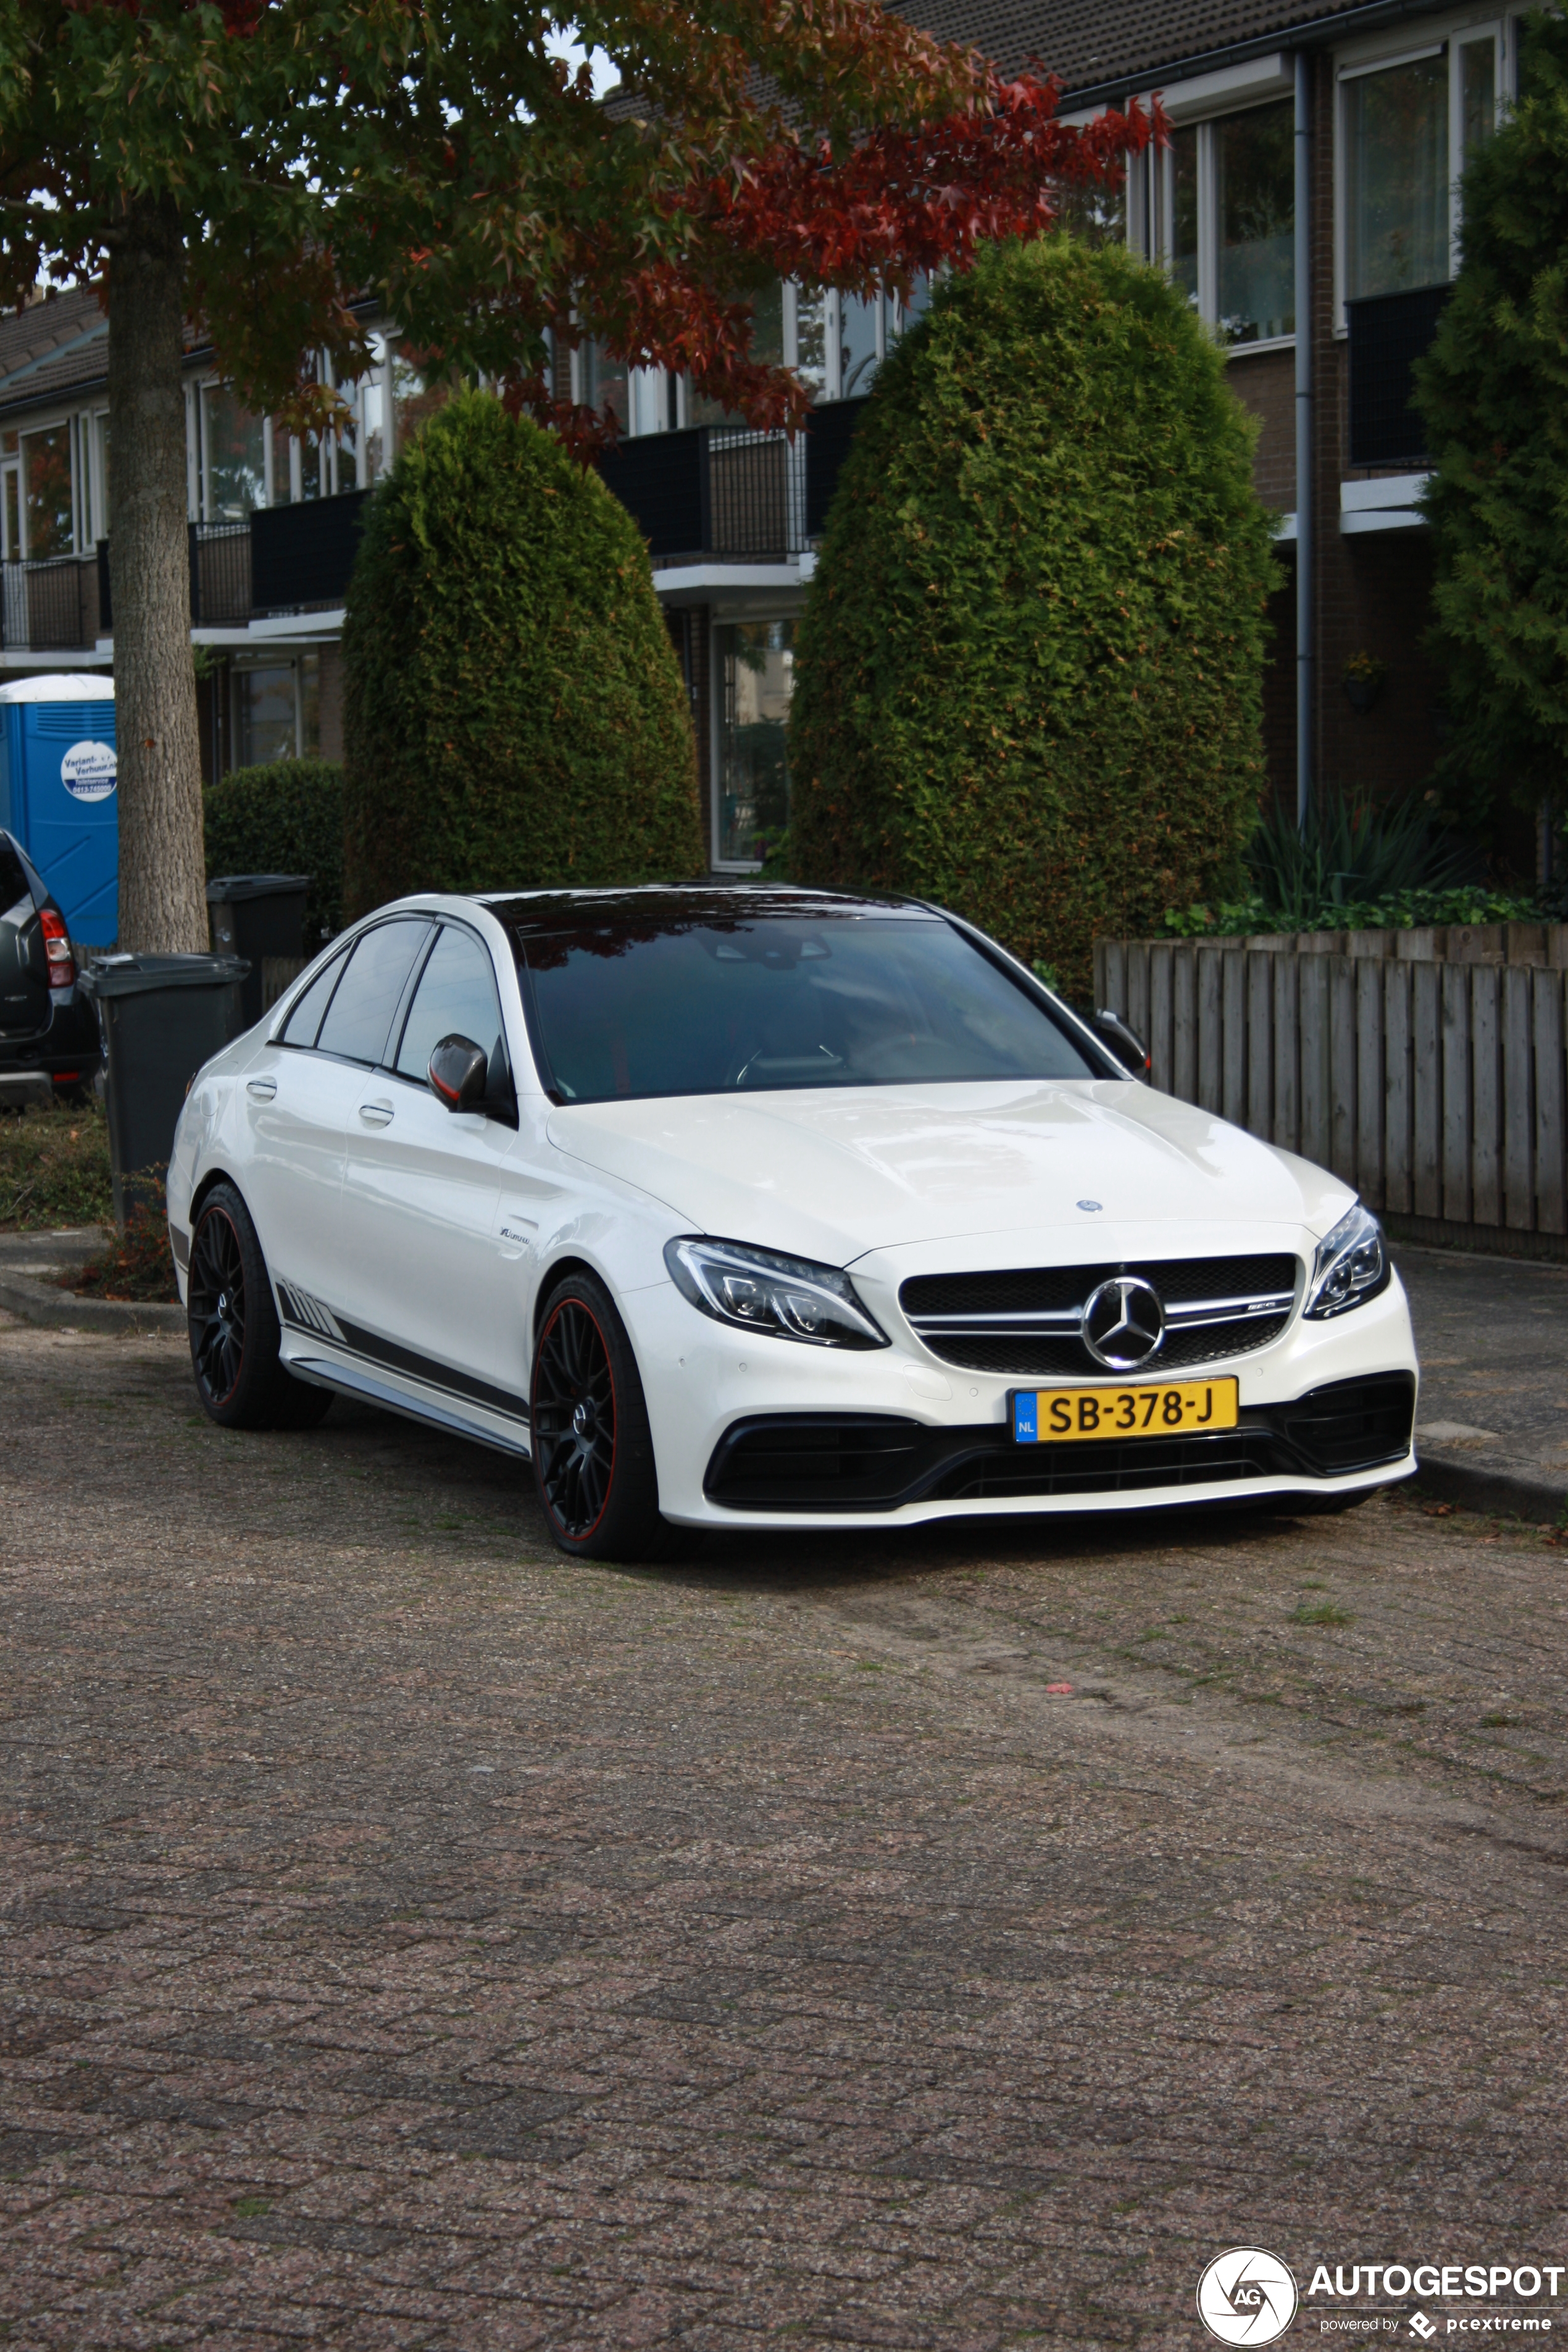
{"left": 709, "top": 608, "right": 798, "bottom": 873}
{"left": 1332, "top": 9, "right": 1516, "bottom": 327}
{"left": 1136, "top": 94, "right": 1298, "bottom": 356}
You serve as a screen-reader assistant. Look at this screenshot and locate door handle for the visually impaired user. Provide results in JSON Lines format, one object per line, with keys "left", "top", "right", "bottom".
{"left": 246, "top": 1077, "right": 277, "bottom": 1101}
{"left": 358, "top": 1101, "right": 394, "bottom": 1127}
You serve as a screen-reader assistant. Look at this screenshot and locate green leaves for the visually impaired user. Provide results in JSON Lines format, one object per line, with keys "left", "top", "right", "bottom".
{"left": 789, "top": 236, "right": 1277, "bottom": 994}
{"left": 340, "top": 389, "right": 701, "bottom": 914}
{"left": 1417, "top": 9, "right": 1568, "bottom": 824}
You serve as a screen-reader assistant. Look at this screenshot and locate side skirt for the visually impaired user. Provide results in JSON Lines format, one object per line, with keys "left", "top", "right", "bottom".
{"left": 286, "top": 1349, "right": 533, "bottom": 1463}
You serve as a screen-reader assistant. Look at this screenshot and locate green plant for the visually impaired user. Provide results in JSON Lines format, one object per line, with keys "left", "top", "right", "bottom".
{"left": 1290, "top": 1601, "right": 1354, "bottom": 1627}
{"left": 203, "top": 759, "right": 344, "bottom": 945}
{"left": 1245, "top": 791, "right": 1477, "bottom": 923}
{"left": 1416, "top": 9, "right": 1568, "bottom": 830}
{"left": 0, "top": 1101, "right": 112, "bottom": 1230}
{"left": 1343, "top": 652, "right": 1388, "bottom": 689}
{"left": 342, "top": 393, "right": 703, "bottom": 915}
{"left": 788, "top": 235, "right": 1278, "bottom": 995}
{"left": 68, "top": 1188, "right": 177, "bottom": 1303}
{"left": 1162, "top": 882, "right": 1547, "bottom": 937}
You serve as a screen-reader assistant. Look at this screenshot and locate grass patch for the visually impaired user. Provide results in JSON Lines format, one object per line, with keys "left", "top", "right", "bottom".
{"left": 231, "top": 2195, "right": 271, "bottom": 2219}
{"left": 1290, "top": 1601, "right": 1355, "bottom": 1628}
{"left": 0, "top": 1099, "right": 112, "bottom": 1228}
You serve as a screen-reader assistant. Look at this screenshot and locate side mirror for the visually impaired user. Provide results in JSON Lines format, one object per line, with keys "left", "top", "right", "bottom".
{"left": 429, "top": 1033, "right": 489, "bottom": 1111}
{"left": 1090, "top": 1007, "right": 1151, "bottom": 1080}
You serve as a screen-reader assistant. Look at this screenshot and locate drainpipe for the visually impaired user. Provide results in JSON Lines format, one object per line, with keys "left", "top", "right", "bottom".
{"left": 1294, "top": 49, "right": 1314, "bottom": 835}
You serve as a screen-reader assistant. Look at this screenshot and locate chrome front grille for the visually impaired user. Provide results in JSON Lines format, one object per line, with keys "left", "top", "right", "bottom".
{"left": 898, "top": 1254, "right": 1301, "bottom": 1378}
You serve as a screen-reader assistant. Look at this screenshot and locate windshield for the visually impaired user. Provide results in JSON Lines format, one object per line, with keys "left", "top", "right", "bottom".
{"left": 512, "top": 913, "right": 1099, "bottom": 1103}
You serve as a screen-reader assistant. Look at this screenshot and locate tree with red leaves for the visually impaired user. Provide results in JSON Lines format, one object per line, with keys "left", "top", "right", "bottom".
{"left": 0, "top": 0, "right": 1153, "bottom": 951}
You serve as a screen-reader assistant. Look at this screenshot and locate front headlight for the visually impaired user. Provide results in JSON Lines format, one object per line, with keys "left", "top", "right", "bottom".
{"left": 1303, "top": 1202, "right": 1389, "bottom": 1319}
{"left": 664, "top": 1235, "right": 890, "bottom": 1350}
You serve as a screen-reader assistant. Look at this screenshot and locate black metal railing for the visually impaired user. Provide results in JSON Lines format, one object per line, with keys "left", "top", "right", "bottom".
{"left": 0, "top": 553, "right": 99, "bottom": 651}
{"left": 251, "top": 489, "right": 367, "bottom": 614}
{"left": 96, "top": 491, "right": 369, "bottom": 638}
{"left": 1346, "top": 283, "right": 1453, "bottom": 469}
{"left": 599, "top": 398, "right": 869, "bottom": 565}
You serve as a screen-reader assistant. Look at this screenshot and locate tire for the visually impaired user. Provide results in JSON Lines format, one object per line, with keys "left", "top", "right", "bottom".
{"left": 187, "top": 1181, "right": 334, "bottom": 1432}
{"left": 530, "top": 1268, "right": 669, "bottom": 1561}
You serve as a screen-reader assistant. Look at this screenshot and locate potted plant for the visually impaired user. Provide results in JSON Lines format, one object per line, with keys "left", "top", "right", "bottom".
{"left": 1343, "top": 651, "right": 1388, "bottom": 714}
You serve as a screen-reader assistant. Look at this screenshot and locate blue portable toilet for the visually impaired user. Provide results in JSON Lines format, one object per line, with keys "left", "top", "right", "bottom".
{"left": 0, "top": 673, "right": 117, "bottom": 943}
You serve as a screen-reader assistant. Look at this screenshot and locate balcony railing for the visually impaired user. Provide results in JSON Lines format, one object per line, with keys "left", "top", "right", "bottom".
{"left": 1345, "top": 283, "right": 1453, "bottom": 470}
{"left": 1, "top": 552, "right": 101, "bottom": 652}
{"left": 597, "top": 398, "right": 870, "bottom": 565}
{"left": 88, "top": 491, "right": 370, "bottom": 643}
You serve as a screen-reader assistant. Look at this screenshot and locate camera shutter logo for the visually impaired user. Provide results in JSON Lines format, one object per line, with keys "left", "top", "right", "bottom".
{"left": 60, "top": 741, "right": 117, "bottom": 804}
{"left": 1197, "top": 2250, "right": 1299, "bottom": 2346}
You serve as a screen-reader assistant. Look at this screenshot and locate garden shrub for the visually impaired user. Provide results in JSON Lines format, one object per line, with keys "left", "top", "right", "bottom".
{"left": 342, "top": 390, "right": 702, "bottom": 915}
{"left": 1415, "top": 10, "right": 1568, "bottom": 835}
{"left": 789, "top": 235, "right": 1279, "bottom": 993}
{"left": 203, "top": 757, "right": 344, "bottom": 945}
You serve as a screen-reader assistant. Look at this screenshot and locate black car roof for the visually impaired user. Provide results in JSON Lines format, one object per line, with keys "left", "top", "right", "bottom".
{"left": 480, "top": 885, "right": 932, "bottom": 933}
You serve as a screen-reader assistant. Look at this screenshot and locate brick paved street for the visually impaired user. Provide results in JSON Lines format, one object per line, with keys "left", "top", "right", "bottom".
{"left": 3, "top": 1317, "right": 1567, "bottom": 2350}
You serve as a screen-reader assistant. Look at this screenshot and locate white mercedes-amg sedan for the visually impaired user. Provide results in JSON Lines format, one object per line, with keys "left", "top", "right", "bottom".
{"left": 166, "top": 886, "right": 1418, "bottom": 1559}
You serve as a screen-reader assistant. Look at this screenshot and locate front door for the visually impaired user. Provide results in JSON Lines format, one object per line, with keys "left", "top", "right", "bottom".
{"left": 245, "top": 916, "right": 433, "bottom": 1335}
{"left": 335, "top": 920, "right": 532, "bottom": 1441}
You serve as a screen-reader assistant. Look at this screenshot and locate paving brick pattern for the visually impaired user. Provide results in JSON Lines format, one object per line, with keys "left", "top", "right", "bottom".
{"left": 3, "top": 1320, "right": 1567, "bottom": 2349}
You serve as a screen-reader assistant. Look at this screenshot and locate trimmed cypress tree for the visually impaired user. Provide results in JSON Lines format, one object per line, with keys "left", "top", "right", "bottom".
{"left": 1415, "top": 10, "right": 1568, "bottom": 836}
{"left": 789, "top": 235, "right": 1278, "bottom": 992}
{"left": 343, "top": 391, "right": 702, "bottom": 916}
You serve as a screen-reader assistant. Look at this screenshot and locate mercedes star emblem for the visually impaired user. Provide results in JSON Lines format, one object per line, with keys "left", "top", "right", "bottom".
{"left": 1081, "top": 1275, "right": 1166, "bottom": 1370}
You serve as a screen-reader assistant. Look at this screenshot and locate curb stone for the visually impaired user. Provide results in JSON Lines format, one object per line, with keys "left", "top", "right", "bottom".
{"left": 0, "top": 1267, "right": 185, "bottom": 1335}
{"left": 1411, "top": 1446, "right": 1566, "bottom": 1526}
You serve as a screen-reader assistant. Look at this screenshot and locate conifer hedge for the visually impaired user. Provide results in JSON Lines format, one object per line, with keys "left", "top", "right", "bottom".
{"left": 203, "top": 757, "right": 343, "bottom": 944}
{"left": 790, "top": 236, "right": 1278, "bottom": 992}
{"left": 342, "top": 391, "right": 702, "bottom": 916}
{"left": 1415, "top": 11, "right": 1568, "bottom": 833}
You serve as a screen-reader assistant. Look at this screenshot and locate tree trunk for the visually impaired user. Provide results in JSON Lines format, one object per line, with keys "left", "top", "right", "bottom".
{"left": 107, "top": 198, "right": 207, "bottom": 954}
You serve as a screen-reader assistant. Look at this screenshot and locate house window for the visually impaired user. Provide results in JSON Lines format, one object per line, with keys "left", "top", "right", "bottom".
{"left": 232, "top": 653, "right": 320, "bottom": 768}
{"left": 1343, "top": 51, "right": 1451, "bottom": 297}
{"left": 1216, "top": 102, "right": 1295, "bottom": 342}
{"left": 21, "top": 425, "right": 73, "bottom": 558}
{"left": 1145, "top": 101, "right": 1295, "bottom": 344}
{"left": 714, "top": 619, "right": 793, "bottom": 867}
{"left": 202, "top": 386, "right": 265, "bottom": 520}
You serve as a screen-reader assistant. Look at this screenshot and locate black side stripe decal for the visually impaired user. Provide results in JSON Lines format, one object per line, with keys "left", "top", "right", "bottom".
{"left": 279, "top": 1296, "right": 530, "bottom": 1427}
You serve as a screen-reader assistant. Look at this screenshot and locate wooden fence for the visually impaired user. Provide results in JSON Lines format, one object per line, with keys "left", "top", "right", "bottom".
{"left": 1091, "top": 936, "right": 1568, "bottom": 1248}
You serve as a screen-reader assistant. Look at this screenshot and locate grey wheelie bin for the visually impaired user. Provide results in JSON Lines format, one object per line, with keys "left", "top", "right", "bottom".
{"left": 206, "top": 874, "right": 311, "bottom": 1030}
{"left": 80, "top": 953, "right": 249, "bottom": 1224}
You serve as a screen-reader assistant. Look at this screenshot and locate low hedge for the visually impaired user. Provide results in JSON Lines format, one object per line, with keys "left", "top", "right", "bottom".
{"left": 203, "top": 758, "right": 344, "bottom": 945}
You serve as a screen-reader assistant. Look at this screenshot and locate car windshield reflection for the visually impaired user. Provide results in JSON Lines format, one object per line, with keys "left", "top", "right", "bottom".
{"left": 509, "top": 912, "right": 1097, "bottom": 1103}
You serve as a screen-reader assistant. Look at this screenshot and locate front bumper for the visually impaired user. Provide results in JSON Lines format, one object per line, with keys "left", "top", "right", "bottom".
{"left": 704, "top": 1373, "right": 1416, "bottom": 1512}
{"left": 629, "top": 1262, "right": 1419, "bottom": 1528}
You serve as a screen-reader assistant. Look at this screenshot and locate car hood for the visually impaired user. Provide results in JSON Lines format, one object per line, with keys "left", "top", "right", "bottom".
{"left": 545, "top": 1082, "right": 1355, "bottom": 1266}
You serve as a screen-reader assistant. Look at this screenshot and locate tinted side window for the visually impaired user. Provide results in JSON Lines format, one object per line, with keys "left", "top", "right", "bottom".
{"left": 395, "top": 926, "right": 505, "bottom": 1082}
{"left": 317, "top": 920, "right": 431, "bottom": 1065}
{"left": 0, "top": 844, "right": 31, "bottom": 915}
{"left": 280, "top": 948, "right": 348, "bottom": 1048}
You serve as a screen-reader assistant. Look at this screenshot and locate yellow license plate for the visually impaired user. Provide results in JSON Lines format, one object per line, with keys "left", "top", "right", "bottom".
{"left": 1011, "top": 1377, "right": 1240, "bottom": 1444}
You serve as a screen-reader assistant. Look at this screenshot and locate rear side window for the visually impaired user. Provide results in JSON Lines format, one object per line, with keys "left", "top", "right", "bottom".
{"left": 317, "top": 919, "right": 432, "bottom": 1065}
{"left": 280, "top": 948, "right": 348, "bottom": 1048}
{"left": 395, "top": 925, "right": 506, "bottom": 1082}
{"left": 0, "top": 844, "right": 31, "bottom": 916}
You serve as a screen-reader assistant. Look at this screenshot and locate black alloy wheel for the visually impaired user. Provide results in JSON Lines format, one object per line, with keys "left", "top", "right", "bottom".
{"left": 530, "top": 1270, "right": 671, "bottom": 1561}
{"left": 188, "top": 1198, "right": 248, "bottom": 1411}
{"left": 186, "top": 1180, "right": 333, "bottom": 1432}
